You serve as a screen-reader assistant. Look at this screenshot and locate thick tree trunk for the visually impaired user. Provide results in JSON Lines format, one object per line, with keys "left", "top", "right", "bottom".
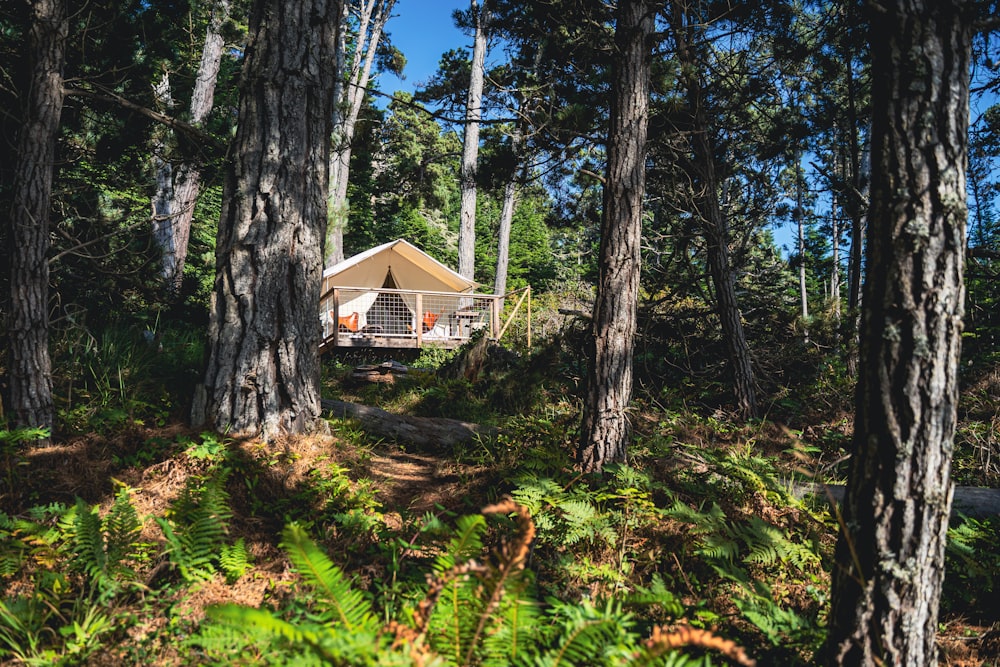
{"left": 457, "top": 0, "right": 488, "bottom": 280}
{"left": 8, "top": 0, "right": 67, "bottom": 434}
{"left": 577, "top": 0, "right": 652, "bottom": 473}
{"left": 326, "top": 0, "right": 394, "bottom": 267}
{"left": 151, "top": 71, "right": 177, "bottom": 283}
{"left": 825, "top": 2, "right": 970, "bottom": 664}
{"left": 196, "top": 0, "right": 340, "bottom": 440}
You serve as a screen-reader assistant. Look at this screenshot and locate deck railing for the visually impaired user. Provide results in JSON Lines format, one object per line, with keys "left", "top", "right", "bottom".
{"left": 320, "top": 287, "right": 501, "bottom": 349}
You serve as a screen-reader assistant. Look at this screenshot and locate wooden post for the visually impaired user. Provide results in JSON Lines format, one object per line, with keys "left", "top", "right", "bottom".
{"left": 527, "top": 286, "right": 531, "bottom": 348}
{"left": 491, "top": 295, "right": 500, "bottom": 338}
{"left": 415, "top": 292, "right": 423, "bottom": 347}
{"left": 332, "top": 288, "right": 340, "bottom": 346}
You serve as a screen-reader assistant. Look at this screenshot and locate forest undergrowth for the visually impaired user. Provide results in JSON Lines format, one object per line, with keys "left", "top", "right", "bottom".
{"left": 1, "top": 321, "right": 999, "bottom": 666}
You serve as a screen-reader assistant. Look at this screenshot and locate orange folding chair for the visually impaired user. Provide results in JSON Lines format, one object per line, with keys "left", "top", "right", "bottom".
{"left": 421, "top": 312, "right": 440, "bottom": 332}
{"left": 337, "top": 312, "right": 359, "bottom": 332}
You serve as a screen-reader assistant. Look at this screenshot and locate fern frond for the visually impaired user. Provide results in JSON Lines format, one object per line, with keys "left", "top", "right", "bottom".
{"left": 463, "top": 499, "right": 536, "bottom": 666}
{"left": 219, "top": 538, "right": 251, "bottom": 583}
{"left": 71, "top": 498, "right": 114, "bottom": 595}
{"left": 208, "top": 604, "right": 316, "bottom": 646}
{"left": 538, "top": 599, "right": 634, "bottom": 667}
{"left": 434, "top": 514, "right": 487, "bottom": 573}
{"left": 479, "top": 598, "right": 541, "bottom": 666}
{"left": 626, "top": 575, "right": 684, "bottom": 619}
{"left": 638, "top": 625, "right": 756, "bottom": 667}
{"left": 158, "top": 470, "right": 233, "bottom": 582}
{"left": 280, "top": 523, "right": 376, "bottom": 633}
{"left": 103, "top": 484, "right": 142, "bottom": 574}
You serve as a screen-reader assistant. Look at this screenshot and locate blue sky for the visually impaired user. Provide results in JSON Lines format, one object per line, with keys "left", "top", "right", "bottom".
{"left": 378, "top": 0, "right": 471, "bottom": 96}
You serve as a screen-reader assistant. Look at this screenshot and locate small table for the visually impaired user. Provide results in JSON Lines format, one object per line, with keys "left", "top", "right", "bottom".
{"left": 454, "top": 310, "right": 480, "bottom": 337}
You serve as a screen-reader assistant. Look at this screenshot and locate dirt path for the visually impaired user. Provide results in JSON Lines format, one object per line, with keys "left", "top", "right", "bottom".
{"left": 362, "top": 448, "right": 488, "bottom": 513}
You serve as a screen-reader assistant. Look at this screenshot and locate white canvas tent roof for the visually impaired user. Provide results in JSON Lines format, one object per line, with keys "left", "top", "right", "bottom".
{"left": 322, "top": 239, "right": 478, "bottom": 294}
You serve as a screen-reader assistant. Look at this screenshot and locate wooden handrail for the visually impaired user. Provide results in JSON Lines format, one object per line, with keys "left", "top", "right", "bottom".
{"left": 496, "top": 286, "right": 531, "bottom": 342}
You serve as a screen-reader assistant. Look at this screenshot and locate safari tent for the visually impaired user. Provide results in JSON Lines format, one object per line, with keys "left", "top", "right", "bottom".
{"left": 319, "top": 239, "right": 511, "bottom": 351}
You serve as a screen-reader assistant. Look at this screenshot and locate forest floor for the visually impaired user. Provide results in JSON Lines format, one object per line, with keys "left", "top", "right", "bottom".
{"left": 8, "top": 413, "right": 1000, "bottom": 665}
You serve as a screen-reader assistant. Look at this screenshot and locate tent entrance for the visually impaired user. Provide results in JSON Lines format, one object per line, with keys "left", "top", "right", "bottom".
{"left": 366, "top": 269, "right": 412, "bottom": 335}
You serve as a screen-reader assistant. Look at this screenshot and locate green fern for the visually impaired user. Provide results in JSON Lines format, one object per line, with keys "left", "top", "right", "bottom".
{"left": 433, "top": 513, "right": 487, "bottom": 572}
{"left": 280, "top": 522, "right": 378, "bottom": 633}
{"left": 944, "top": 515, "right": 1000, "bottom": 609}
{"left": 195, "top": 501, "right": 747, "bottom": 667}
{"left": 103, "top": 484, "right": 142, "bottom": 573}
{"left": 219, "top": 537, "right": 251, "bottom": 583}
{"left": 156, "top": 469, "right": 233, "bottom": 582}
{"left": 511, "top": 475, "right": 617, "bottom": 549}
{"left": 67, "top": 485, "right": 143, "bottom": 599}
{"left": 201, "top": 523, "right": 383, "bottom": 665}
{"left": 533, "top": 597, "right": 638, "bottom": 667}
{"left": 72, "top": 498, "right": 111, "bottom": 591}
{"left": 627, "top": 574, "right": 685, "bottom": 619}
{"left": 667, "top": 501, "right": 819, "bottom": 571}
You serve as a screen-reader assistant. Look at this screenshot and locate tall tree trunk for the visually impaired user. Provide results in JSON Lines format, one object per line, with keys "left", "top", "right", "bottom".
{"left": 151, "top": 70, "right": 177, "bottom": 282}
{"left": 195, "top": 0, "right": 340, "bottom": 439}
{"left": 493, "top": 176, "right": 517, "bottom": 302}
{"left": 577, "top": 0, "right": 652, "bottom": 473}
{"left": 702, "top": 194, "right": 758, "bottom": 419}
{"left": 796, "top": 151, "right": 809, "bottom": 342}
{"left": 670, "top": 1, "right": 758, "bottom": 419}
{"left": 8, "top": 0, "right": 67, "bottom": 434}
{"left": 326, "top": 0, "right": 395, "bottom": 267}
{"left": 825, "top": 1, "right": 970, "bottom": 663}
{"left": 493, "top": 126, "right": 523, "bottom": 308}
{"left": 457, "top": 0, "right": 488, "bottom": 280}
{"left": 842, "top": 25, "right": 867, "bottom": 377}
{"left": 831, "top": 195, "right": 841, "bottom": 319}
{"left": 152, "top": 0, "right": 231, "bottom": 292}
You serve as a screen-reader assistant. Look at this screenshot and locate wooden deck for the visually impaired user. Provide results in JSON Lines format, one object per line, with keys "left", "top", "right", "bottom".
{"left": 319, "top": 286, "right": 498, "bottom": 354}
{"left": 318, "top": 330, "right": 470, "bottom": 354}
{"left": 318, "top": 285, "right": 531, "bottom": 354}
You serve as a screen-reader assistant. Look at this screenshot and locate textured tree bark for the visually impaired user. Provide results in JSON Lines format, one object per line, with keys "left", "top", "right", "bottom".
{"left": 8, "top": 0, "right": 67, "bottom": 434}
{"left": 457, "top": 0, "right": 489, "bottom": 280}
{"left": 196, "top": 0, "right": 341, "bottom": 440}
{"left": 825, "top": 2, "right": 971, "bottom": 664}
{"left": 577, "top": 0, "right": 652, "bottom": 473}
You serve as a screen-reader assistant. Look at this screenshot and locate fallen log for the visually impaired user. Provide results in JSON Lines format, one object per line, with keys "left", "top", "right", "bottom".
{"left": 321, "top": 399, "right": 496, "bottom": 450}
{"left": 793, "top": 483, "right": 1000, "bottom": 518}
